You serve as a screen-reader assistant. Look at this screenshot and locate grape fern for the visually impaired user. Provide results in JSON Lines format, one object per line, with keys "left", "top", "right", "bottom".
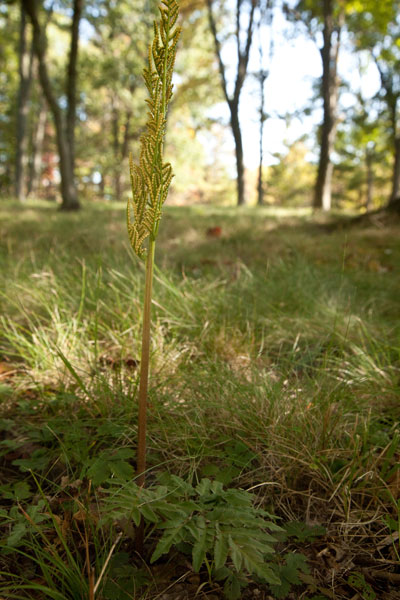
{"left": 126, "top": 0, "right": 180, "bottom": 553}
{"left": 127, "top": 0, "right": 181, "bottom": 258}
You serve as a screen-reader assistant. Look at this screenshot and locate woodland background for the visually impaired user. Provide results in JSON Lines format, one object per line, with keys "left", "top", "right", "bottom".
{"left": 1, "top": 2, "right": 400, "bottom": 599}
{"left": 1, "top": 0, "right": 400, "bottom": 213}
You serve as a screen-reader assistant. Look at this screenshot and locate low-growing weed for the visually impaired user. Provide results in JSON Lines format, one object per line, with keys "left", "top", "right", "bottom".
{"left": 101, "top": 474, "right": 314, "bottom": 599}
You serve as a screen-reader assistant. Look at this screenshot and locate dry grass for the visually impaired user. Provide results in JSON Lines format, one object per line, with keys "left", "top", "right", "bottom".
{"left": 0, "top": 200, "right": 399, "bottom": 598}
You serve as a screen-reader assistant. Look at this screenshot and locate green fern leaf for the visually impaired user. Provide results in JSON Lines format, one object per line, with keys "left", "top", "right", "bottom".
{"left": 214, "top": 527, "right": 229, "bottom": 570}
{"left": 151, "top": 523, "right": 185, "bottom": 562}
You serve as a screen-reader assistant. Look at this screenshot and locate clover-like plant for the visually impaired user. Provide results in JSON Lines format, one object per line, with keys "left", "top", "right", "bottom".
{"left": 127, "top": 0, "right": 180, "bottom": 497}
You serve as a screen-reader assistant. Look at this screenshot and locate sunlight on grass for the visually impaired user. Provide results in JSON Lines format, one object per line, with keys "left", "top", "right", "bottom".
{"left": 1, "top": 201, "right": 399, "bottom": 598}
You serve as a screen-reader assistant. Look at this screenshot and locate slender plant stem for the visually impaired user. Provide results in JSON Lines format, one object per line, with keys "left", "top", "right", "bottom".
{"left": 127, "top": 0, "right": 180, "bottom": 555}
{"left": 137, "top": 237, "right": 156, "bottom": 488}
{"left": 93, "top": 532, "right": 123, "bottom": 594}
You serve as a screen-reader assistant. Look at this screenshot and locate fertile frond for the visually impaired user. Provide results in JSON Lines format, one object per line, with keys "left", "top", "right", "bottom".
{"left": 127, "top": 0, "right": 181, "bottom": 259}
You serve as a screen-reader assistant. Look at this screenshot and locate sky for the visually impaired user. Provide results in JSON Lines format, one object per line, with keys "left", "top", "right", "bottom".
{"left": 203, "top": 3, "right": 381, "bottom": 171}
{"left": 50, "top": 1, "right": 382, "bottom": 175}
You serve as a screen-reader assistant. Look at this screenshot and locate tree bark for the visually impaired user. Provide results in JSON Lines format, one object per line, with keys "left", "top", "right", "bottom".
{"left": 22, "top": 0, "right": 81, "bottom": 210}
{"left": 375, "top": 64, "right": 399, "bottom": 207}
{"left": 15, "top": 3, "right": 34, "bottom": 202}
{"left": 229, "top": 103, "right": 245, "bottom": 206}
{"left": 118, "top": 111, "right": 132, "bottom": 199}
{"left": 257, "top": 84, "right": 265, "bottom": 206}
{"left": 111, "top": 102, "right": 121, "bottom": 200}
{"left": 111, "top": 102, "right": 132, "bottom": 200}
{"left": 256, "top": 69, "right": 270, "bottom": 207}
{"left": 390, "top": 136, "right": 400, "bottom": 205}
{"left": 99, "top": 173, "right": 105, "bottom": 198}
{"left": 27, "top": 96, "right": 47, "bottom": 196}
{"left": 365, "top": 146, "right": 374, "bottom": 211}
{"left": 313, "top": 0, "right": 342, "bottom": 211}
{"left": 206, "top": 0, "right": 256, "bottom": 206}
{"left": 66, "top": 0, "right": 83, "bottom": 175}
{"left": 257, "top": 0, "right": 273, "bottom": 206}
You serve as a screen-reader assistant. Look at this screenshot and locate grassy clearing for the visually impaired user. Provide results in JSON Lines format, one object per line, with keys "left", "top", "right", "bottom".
{"left": 0, "top": 200, "right": 399, "bottom": 599}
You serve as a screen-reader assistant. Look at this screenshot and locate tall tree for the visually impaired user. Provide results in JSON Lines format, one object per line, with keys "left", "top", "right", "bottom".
{"left": 335, "top": 93, "right": 387, "bottom": 211}
{"left": 15, "top": 1, "right": 34, "bottom": 201}
{"left": 373, "top": 50, "right": 400, "bottom": 206}
{"left": 27, "top": 95, "right": 47, "bottom": 196}
{"left": 206, "top": 0, "right": 257, "bottom": 206}
{"left": 288, "top": 0, "right": 344, "bottom": 211}
{"left": 314, "top": 0, "right": 343, "bottom": 211}
{"left": 0, "top": 3, "right": 20, "bottom": 194}
{"left": 347, "top": 0, "right": 400, "bottom": 208}
{"left": 22, "top": 0, "right": 83, "bottom": 210}
{"left": 83, "top": 0, "right": 155, "bottom": 200}
{"left": 255, "top": 0, "right": 273, "bottom": 206}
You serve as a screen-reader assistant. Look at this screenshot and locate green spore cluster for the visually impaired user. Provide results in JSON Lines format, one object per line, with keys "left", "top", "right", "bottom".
{"left": 127, "top": 0, "right": 181, "bottom": 259}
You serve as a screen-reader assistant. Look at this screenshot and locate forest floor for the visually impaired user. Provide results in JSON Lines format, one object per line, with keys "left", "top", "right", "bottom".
{"left": 0, "top": 200, "right": 399, "bottom": 600}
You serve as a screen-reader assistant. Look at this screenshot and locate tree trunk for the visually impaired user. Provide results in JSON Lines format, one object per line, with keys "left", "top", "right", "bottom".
{"left": 313, "top": 0, "right": 341, "bottom": 211}
{"left": 365, "top": 146, "right": 374, "bottom": 211}
{"left": 256, "top": 1, "right": 273, "bottom": 206}
{"left": 99, "top": 174, "right": 105, "bottom": 198}
{"left": 114, "top": 172, "right": 122, "bottom": 201}
{"left": 112, "top": 103, "right": 121, "bottom": 200}
{"left": 206, "top": 0, "right": 256, "bottom": 206}
{"left": 22, "top": 0, "right": 81, "bottom": 210}
{"left": 257, "top": 125, "right": 264, "bottom": 206}
{"left": 229, "top": 103, "right": 245, "bottom": 206}
{"left": 390, "top": 136, "right": 400, "bottom": 205}
{"left": 15, "top": 3, "right": 33, "bottom": 202}
{"left": 375, "top": 62, "right": 399, "bottom": 208}
{"left": 314, "top": 136, "right": 334, "bottom": 211}
{"left": 66, "top": 0, "right": 83, "bottom": 175}
{"left": 257, "top": 73, "right": 266, "bottom": 206}
{"left": 112, "top": 103, "right": 132, "bottom": 200}
{"left": 27, "top": 97, "right": 47, "bottom": 196}
{"left": 118, "top": 111, "right": 132, "bottom": 199}
{"left": 121, "top": 111, "right": 132, "bottom": 161}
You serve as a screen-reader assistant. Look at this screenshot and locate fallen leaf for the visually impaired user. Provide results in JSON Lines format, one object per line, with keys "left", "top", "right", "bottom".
{"left": 206, "top": 226, "right": 222, "bottom": 238}
{"left": 0, "top": 361, "right": 16, "bottom": 381}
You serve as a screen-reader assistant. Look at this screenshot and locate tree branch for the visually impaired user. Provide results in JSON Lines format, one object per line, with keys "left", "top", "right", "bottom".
{"left": 22, "top": 0, "right": 61, "bottom": 124}
{"left": 206, "top": 0, "right": 230, "bottom": 105}
{"left": 234, "top": 0, "right": 257, "bottom": 104}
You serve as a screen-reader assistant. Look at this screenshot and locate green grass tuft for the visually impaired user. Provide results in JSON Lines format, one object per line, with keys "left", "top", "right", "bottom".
{"left": 1, "top": 201, "right": 399, "bottom": 598}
